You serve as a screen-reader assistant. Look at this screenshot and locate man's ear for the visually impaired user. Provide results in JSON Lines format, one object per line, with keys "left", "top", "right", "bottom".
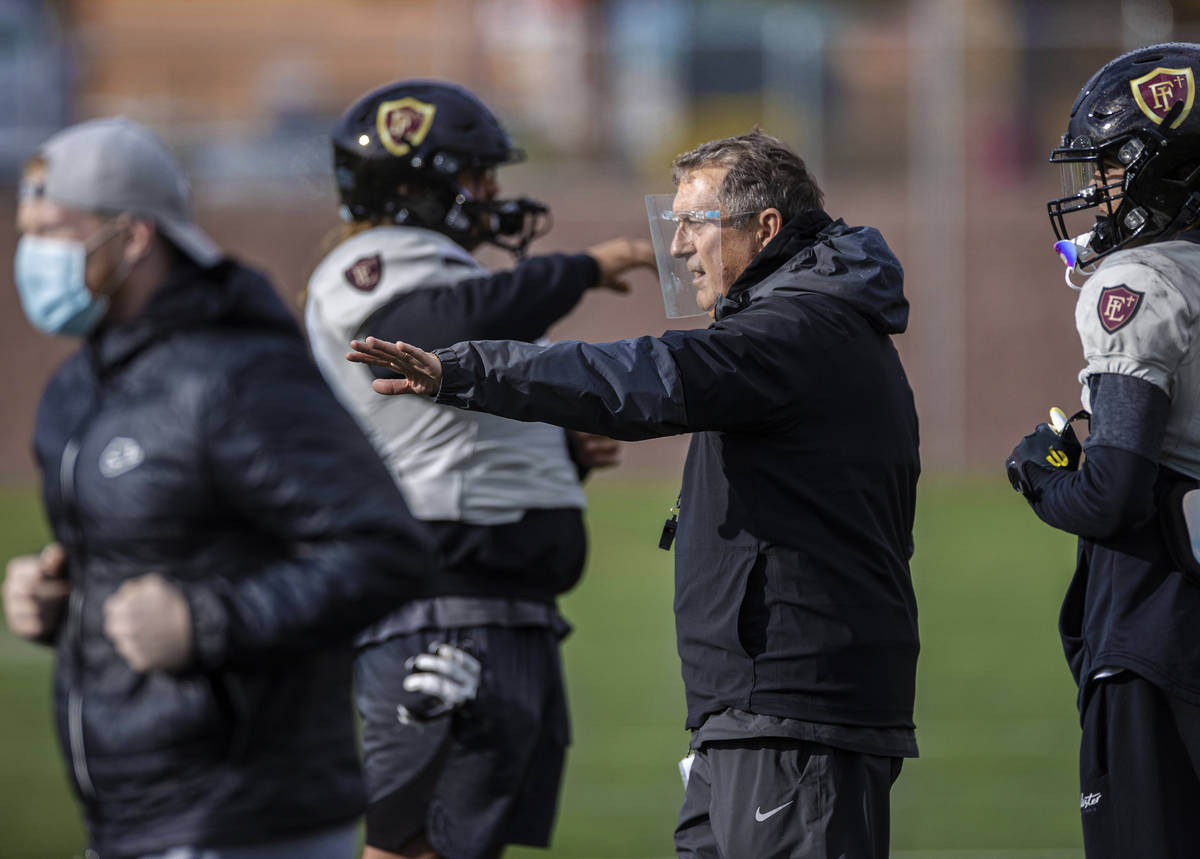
{"left": 121, "top": 217, "right": 158, "bottom": 264}
{"left": 757, "top": 208, "right": 783, "bottom": 249}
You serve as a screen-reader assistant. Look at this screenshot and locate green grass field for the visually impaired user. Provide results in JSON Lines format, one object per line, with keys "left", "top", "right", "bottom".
{"left": 0, "top": 476, "right": 1085, "bottom": 858}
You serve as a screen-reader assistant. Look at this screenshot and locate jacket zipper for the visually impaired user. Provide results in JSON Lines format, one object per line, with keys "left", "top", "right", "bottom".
{"left": 61, "top": 438, "right": 96, "bottom": 800}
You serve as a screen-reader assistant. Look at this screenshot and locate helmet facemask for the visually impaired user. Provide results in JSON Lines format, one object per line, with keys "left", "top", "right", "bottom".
{"left": 460, "top": 196, "right": 551, "bottom": 257}
{"left": 333, "top": 147, "right": 549, "bottom": 258}
{"left": 1047, "top": 134, "right": 1150, "bottom": 263}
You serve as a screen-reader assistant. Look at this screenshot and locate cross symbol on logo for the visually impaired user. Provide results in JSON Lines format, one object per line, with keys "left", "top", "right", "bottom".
{"left": 1097, "top": 284, "right": 1144, "bottom": 333}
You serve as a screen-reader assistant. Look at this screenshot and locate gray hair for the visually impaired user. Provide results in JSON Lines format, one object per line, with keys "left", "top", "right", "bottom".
{"left": 671, "top": 129, "right": 824, "bottom": 224}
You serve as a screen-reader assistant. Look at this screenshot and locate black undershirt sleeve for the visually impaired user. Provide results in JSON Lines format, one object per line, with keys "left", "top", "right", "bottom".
{"left": 355, "top": 252, "right": 599, "bottom": 351}
{"left": 1025, "top": 373, "right": 1169, "bottom": 538}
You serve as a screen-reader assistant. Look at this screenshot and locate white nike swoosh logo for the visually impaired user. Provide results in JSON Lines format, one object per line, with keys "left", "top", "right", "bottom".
{"left": 755, "top": 800, "right": 794, "bottom": 822}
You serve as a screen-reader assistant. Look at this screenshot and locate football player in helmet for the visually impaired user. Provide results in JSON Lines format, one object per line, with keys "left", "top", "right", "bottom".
{"left": 1010, "top": 43, "right": 1200, "bottom": 857}
{"left": 305, "top": 80, "right": 653, "bottom": 859}
{"left": 330, "top": 79, "right": 547, "bottom": 257}
{"left": 1048, "top": 42, "right": 1200, "bottom": 271}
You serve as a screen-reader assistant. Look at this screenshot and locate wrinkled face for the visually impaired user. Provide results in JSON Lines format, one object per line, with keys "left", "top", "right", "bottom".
{"left": 668, "top": 165, "right": 762, "bottom": 316}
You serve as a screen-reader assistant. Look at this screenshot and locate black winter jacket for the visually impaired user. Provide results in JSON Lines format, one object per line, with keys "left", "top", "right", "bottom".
{"left": 33, "top": 261, "right": 435, "bottom": 858}
{"left": 432, "top": 212, "right": 921, "bottom": 731}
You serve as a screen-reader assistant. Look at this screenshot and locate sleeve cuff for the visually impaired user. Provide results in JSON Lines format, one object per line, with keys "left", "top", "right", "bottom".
{"left": 433, "top": 346, "right": 470, "bottom": 407}
{"left": 183, "top": 585, "right": 230, "bottom": 671}
{"left": 573, "top": 253, "right": 602, "bottom": 289}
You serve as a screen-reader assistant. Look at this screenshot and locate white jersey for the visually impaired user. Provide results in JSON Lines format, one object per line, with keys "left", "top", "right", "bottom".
{"left": 305, "top": 225, "right": 585, "bottom": 524}
{"left": 1076, "top": 238, "right": 1200, "bottom": 479}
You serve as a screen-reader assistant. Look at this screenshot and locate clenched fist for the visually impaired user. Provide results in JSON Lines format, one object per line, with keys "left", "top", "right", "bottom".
{"left": 1006, "top": 411, "right": 1083, "bottom": 501}
{"left": 103, "top": 573, "right": 192, "bottom": 672}
{"left": 3, "top": 543, "right": 71, "bottom": 642}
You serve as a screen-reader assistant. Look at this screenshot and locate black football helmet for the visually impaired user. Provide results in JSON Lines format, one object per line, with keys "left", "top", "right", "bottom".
{"left": 331, "top": 79, "right": 550, "bottom": 256}
{"left": 1048, "top": 42, "right": 1200, "bottom": 262}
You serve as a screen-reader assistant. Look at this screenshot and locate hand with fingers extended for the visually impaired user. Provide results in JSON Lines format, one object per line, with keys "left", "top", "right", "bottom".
{"left": 585, "top": 238, "right": 657, "bottom": 294}
{"left": 396, "top": 641, "right": 482, "bottom": 724}
{"left": 347, "top": 336, "right": 444, "bottom": 397}
{"left": 3, "top": 543, "right": 71, "bottom": 643}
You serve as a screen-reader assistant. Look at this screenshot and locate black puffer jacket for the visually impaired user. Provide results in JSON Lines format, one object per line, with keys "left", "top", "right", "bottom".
{"left": 33, "top": 260, "right": 435, "bottom": 858}
{"left": 433, "top": 211, "right": 920, "bottom": 732}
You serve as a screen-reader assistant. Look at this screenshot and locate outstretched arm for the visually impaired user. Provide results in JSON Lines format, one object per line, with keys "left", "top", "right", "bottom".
{"left": 358, "top": 240, "right": 654, "bottom": 348}
{"left": 348, "top": 301, "right": 848, "bottom": 439}
{"left": 348, "top": 333, "right": 688, "bottom": 439}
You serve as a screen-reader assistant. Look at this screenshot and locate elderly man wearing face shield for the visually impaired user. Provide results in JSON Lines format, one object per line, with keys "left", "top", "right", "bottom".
{"left": 349, "top": 129, "right": 921, "bottom": 859}
{"left": 2, "top": 117, "right": 438, "bottom": 859}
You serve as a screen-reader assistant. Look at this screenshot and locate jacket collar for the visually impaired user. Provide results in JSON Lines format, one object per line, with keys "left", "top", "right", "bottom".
{"left": 87, "top": 260, "right": 300, "bottom": 376}
{"left": 713, "top": 209, "right": 833, "bottom": 319}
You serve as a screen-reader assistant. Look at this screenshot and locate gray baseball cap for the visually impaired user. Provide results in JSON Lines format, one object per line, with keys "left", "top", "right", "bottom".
{"left": 36, "top": 117, "right": 222, "bottom": 268}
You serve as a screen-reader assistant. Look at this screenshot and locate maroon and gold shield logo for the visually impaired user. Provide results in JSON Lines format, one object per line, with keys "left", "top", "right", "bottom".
{"left": 344, "top": 254, "right": 382, "bottom": 291}
{"left": 1130, "top": 66, "right": 1195, "bottom": 128}
{"left": 376, "top": 97, "right": 437, "bottom": 157}
{"left": 1097, "top": 284, "right": 1144, "bottom": 333}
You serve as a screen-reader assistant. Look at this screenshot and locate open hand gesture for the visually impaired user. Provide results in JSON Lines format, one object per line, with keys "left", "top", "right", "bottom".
{"left": 347, "top": 337, "right": 444, "bottom": 397}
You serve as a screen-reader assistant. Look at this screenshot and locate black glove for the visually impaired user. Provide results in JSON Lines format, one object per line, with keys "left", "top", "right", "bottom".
{"left": 1006, "top": 420, "right": 1082, "bottom": 500}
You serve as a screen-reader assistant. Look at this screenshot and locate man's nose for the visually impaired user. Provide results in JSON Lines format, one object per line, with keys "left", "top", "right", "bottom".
{"left": 15, "top": 201, "right": 40, "bottom": 237}
{"left": 669, "top": 225, "right": 692, "bottom": 258}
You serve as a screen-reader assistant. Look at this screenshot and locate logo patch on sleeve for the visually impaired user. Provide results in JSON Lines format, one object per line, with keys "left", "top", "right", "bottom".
{"left": 344, "top": 254, "right": 383, "bottom": 291}
{"left": 1097, "top": 284, "right": 1144, "bottom": 333}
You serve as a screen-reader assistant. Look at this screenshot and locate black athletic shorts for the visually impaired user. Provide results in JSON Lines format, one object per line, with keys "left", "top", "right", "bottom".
{"left": 1079, "top": 671, "right": 1200, "bottom": 858}
{"left": 354, "top": 625, "right": 569, "bottom": 859}
{"left": 674, "top": 737, "right": 901, "bottom": 859}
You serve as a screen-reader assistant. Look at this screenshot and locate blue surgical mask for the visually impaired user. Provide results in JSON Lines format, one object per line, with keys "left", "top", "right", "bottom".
{"left": 14, "top": 234, "right": 110, "bottom": 336}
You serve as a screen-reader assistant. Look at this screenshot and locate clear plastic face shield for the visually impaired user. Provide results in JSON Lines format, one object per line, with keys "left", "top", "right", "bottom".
{"left": 645, "top": 194, "right": 725, "bottom": 318}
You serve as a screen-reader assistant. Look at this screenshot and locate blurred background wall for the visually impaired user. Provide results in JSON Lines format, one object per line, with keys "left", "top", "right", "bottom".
{"left": 0, "top": 0, "right": 1195, "bottom": 480}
